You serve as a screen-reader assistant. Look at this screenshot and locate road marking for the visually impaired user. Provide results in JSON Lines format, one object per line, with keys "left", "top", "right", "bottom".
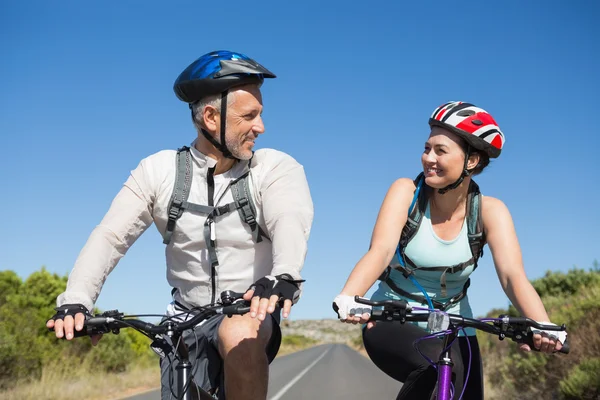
{"left": 268, "top": 347, "right": 331, "bottom": 400}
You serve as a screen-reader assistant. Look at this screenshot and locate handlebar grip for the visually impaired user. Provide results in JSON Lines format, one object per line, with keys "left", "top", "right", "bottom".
{"left": 47, "top": 325, "right": 99, "bottom": 339}
{"left": 48, "top": 316, "right": 111, "bottom": 339}
{"left": 521, "top": 331, "right": 570, "bottom": 354}
{"left": 560, "top": 338, "right": 570, "bottom": 354}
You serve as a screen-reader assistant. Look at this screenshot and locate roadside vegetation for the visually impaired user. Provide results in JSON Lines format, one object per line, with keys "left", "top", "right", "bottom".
{"left": 479, "top": 265, "right": 600, "bottom": 399}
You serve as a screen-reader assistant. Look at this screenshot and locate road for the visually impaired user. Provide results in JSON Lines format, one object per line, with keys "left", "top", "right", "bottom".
{"left": 126, "top": 344, "right": 400, "bottom": 399}
{"left": 267, "top": 344, "right": 400, "bottom": 399}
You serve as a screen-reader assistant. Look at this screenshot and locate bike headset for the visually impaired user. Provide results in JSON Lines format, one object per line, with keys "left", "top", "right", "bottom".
{"left": 428, "top": 101, "right": 505, "bottom": 194}
{"left": 173, "top": 50, "right": 276, "bottom": 159}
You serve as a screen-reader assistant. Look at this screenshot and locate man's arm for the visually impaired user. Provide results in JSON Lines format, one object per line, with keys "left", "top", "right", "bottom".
{"left": 48, "top": 157, "right": 158, "bottom": 340}
{"left": 244, "top": 150, "right": 314, "bottom": 319}
{"left": 57, "top": 178, "right": 155, "bottom": 311}
{"left": 262, "top": 152, "right": 313, "bottom": 281}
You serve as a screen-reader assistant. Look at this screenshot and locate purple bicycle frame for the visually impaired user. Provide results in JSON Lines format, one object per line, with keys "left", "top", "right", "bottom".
{"left": 436, "top": 359, "right": 454, "bottom": 400}
{"left": 435, "top": 331, "right": 457, "bottom": 400}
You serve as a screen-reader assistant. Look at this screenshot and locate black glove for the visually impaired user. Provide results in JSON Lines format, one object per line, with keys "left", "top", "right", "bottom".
{"left": 51, "top": 303, "right": 91, "bottom": 321}
{"left": 248, "top": 274, "right": 305, "bottom": 305}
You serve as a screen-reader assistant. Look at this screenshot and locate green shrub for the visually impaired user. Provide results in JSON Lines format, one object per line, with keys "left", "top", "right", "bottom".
{"left": 532, "top": 267, "right": 600, "bottom": 298}
{"left": 0, "top": 267, "right": 157, "bottom": 390}
{"left": 482, "top": 266, "right": 600, "bottom": 399}
{"left": 559, "top": 358, "right": 600, "bottom": 400}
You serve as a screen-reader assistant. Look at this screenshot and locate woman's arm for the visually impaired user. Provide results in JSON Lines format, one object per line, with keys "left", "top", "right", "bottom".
{"left": 483, "top": 196, "right": 562, "bottom": 352}
{"left": 339, "top": 178, "right": 416, "bottom": 297}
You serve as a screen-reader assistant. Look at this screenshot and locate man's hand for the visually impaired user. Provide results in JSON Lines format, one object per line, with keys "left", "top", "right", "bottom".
{"left": 243, "top": 274, "right": 304, "bottom": 320}
{"left": 46, "top": 304, "right": 102, "bottom": 345}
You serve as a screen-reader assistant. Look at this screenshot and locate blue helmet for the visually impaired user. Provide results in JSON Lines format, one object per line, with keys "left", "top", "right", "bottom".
{"left": 174, "top": 50, "right": 276, "bottom": 103}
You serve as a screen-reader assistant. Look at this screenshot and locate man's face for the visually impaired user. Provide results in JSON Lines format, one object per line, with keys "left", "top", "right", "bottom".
{"left": 223, "top": 84, "right": 265, "bottom": 160}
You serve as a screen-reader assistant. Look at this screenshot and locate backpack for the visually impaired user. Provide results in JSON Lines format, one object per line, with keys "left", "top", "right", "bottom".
{"left": 161, "top": 146, "right": 269, "bottom": 268}
{"left": 379, "top": 172, "right": 485, "bottom": 310}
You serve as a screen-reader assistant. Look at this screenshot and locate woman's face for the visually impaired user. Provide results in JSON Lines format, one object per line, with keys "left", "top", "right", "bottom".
{"left": 421, "top": 126, "right": 468, "bottom": 189}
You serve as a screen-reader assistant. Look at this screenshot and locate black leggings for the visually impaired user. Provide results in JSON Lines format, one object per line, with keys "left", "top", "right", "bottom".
{"left": 363, "top": 321, "right": 484, "bottom": 400}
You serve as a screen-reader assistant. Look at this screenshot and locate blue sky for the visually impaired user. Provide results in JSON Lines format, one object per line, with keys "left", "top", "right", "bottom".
{"left": 1, "top": 1, "right": 598, "bottom": 321}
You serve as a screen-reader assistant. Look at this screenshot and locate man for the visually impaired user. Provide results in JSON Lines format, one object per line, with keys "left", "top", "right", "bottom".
{"left": 47, "top": 50, "right": 314, "bottom": 399}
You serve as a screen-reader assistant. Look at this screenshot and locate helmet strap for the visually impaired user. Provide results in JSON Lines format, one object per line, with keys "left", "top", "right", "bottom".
{"left": 218, "top": 91, "right": 235, "bottom": 159}
{"left": 438, "top": 145, "right": 472, "bottom": 195}
{"left": 199, "top": 127, "right": 224, "bottom": 151}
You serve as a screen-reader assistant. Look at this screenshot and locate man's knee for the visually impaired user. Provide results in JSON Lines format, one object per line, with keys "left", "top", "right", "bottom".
{"left": 217, "top": 313, "right": 272, "bottom": 356}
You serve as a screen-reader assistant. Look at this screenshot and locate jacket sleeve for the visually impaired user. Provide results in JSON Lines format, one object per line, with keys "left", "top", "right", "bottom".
{"left": 56, "top": 158, "right": 157, "bottom": 311}
{"left": 258, "top": 151, "right": 314, "bottom": 282}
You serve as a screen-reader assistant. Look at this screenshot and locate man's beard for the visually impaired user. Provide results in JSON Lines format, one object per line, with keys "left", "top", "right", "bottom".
{"left": 225, "top": 134, "right": 253, "bottom": 160}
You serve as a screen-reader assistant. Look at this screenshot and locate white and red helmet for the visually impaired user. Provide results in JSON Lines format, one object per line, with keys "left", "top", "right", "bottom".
{"left": 429, "top": 101, "right": 505, "bottom": 158}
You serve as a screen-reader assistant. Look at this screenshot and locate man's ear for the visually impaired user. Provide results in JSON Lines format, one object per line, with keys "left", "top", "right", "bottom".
{"left": 201, "top": 105, "right": 220, "bottom": 133}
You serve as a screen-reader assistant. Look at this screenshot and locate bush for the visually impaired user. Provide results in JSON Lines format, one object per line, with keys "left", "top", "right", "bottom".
{"left": 532, "top": 267, "right": 600, "bottom": 298}
{"left": 559, "top": 358, "right": 600, "bottom": 400}
{"left": 482, "top": 267, "right": 600, "bottom": 399}
{"left": 0, "top": 267, "right": 156, "bottom": 390}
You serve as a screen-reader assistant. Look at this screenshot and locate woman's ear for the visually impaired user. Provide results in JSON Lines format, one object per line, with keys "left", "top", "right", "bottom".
{"left": 467, "top": 152, "right": 481, "bottom": 171}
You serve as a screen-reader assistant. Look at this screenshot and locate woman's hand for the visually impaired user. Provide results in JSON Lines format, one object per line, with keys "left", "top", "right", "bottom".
{"left": 332, "top": 294, "right": 373, "bottom": 326}
{"left": 518, "top": 322, "right": 567, "bottom": 353}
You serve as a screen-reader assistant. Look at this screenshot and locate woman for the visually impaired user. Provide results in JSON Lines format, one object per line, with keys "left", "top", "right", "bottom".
{"left": 333, "top": 101, "right": 566, "bottom": 399}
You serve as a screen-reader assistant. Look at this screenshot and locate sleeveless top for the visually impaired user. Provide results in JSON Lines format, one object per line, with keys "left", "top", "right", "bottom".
{"left": 372, "top": 202, "right": 477, "bottom": 336}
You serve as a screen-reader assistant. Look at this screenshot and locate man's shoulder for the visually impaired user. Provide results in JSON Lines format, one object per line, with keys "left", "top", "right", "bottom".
{"left": 140, "top": 149, "right": 178, "bottom": 165}
{"left": 132, "top": 149, "right": 178, "bottom": 186}
{"left": 251, "top": 148, "right": 301, "bottom": 168}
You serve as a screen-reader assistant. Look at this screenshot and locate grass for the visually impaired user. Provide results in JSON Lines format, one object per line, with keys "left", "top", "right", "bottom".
{"left": 3, "top": 336, "right": 327, "bottom": 400}
{"left": 1, "top": 361, "right": 160, "bottom": 400}
{"left": 277, "top": 334, "right": 319, "bottom": 356}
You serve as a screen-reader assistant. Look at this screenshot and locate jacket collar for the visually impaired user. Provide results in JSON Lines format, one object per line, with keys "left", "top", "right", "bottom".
{"left": 188, "top": 139, "right": 251, "bottom": 176}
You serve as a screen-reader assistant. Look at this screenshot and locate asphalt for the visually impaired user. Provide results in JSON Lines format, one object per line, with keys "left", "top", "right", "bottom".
{"left": 125, "top": 343, "right": 401, "bottom": 399}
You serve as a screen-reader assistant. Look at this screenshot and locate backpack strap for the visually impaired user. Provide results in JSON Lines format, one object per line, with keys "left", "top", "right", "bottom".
{"left": 163, "top": 146, "right": 193, "bottom": 244}
{"left": 466, "top": 179, "right": 485, "bottom": 267}
{"left": 230, "top": 171, "right": 269, "bottom": 243}
{"left": 397, "top": 173, "right": 427, "bottom": 268}
{"left": 403, "top": 254, "right": 475, "bottom": 297}
{"left": 381, "top": 271, "right": 471, "bottom": 311}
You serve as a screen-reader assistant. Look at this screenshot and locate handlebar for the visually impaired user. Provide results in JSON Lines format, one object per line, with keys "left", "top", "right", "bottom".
{"left": 50, "top": 290, "right": 250, "bottom": 339}
{"left": 354, "top": 296, "right": 570, "bottom": 354}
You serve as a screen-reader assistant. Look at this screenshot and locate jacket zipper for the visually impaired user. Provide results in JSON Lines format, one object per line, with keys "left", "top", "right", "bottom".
{"left": 207, "top": 166, "right": 217, "bottom": 304}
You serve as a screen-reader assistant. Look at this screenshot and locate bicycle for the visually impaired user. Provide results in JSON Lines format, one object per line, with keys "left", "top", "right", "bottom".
{"left": 49, "top": 290, "right": 251, "bottom": 400}
{"left": 354, "top": 296, "right": 570, "bottom": 400}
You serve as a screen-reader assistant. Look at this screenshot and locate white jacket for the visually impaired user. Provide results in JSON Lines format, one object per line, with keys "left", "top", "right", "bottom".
{"left": 57, "top": 145, "right": 314, "bottom": 311}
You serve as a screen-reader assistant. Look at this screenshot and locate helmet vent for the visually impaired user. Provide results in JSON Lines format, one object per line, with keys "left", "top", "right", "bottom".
{"left": 471, "top": 119, "right": 483, "bottom": 126}
{"left": 457, "top": 110, "right": 476, "bottom": 117}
